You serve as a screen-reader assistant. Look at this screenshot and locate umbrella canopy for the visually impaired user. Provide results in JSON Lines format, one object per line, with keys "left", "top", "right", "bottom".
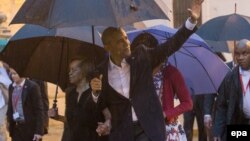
{"left": 127, "top": 25, "right": 230, "bottom": 94}
{"left": 196, "top": 14, "right": 250, "bottom": 41}
{"left": 205, "top": 40, "right": 234, "bottom": 53}
{"left": 10, "top": 24, "right": 105, "bottom": 46}
{"left": 0, "top": 38, "right": 8, "bottom": 52}
{"left": 11, "top": 0, "right": 169, "bottom": 28}
{"left": 0, "top": 25, "right": 107, "bottom": 91}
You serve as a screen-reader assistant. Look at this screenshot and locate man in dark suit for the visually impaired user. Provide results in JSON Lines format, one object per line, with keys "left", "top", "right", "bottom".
{"left": 7, "top": 68, "right": 44, "bottom": 141}
{"left": 213, "top": 39, "right": 250, "bottom": 141}
{"left": 90, "top": 1, "right": 203, "bottom": 141}
{"left": 203, "top": 53, "right": 234, "bottom": 141}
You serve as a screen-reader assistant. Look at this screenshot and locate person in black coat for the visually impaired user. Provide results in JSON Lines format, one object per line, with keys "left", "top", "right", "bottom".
{"left": 213, "top": 39, "right": 250, "bottom": 141}
{"left": 49, "top": 56, "right": 111, "bottom": 141}
{"left": 7, "top": 68, "right": 44, "bottom": 141}
{"left": 90, "top": 1, "right": 203, "bottom": 141}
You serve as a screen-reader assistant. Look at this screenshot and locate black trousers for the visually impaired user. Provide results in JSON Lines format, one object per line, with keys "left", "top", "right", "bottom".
{"left": 183, "top": 95, "right": 207, "bottom": 141}
{"left": 11, "top": 123, "right": 40, "bottom": 141}
{"left": 133, "top": 122, "right": 151, "bottom": 141}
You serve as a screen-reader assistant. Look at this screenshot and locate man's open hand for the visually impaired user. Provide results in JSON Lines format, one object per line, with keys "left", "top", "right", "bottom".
{"left": 188, "top": 0, "right": 204, "bottom": 23}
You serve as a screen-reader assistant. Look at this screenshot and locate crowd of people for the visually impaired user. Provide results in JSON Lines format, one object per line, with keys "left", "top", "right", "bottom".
{"left": 0, "top": 0, "right": 250, "bottom": 141}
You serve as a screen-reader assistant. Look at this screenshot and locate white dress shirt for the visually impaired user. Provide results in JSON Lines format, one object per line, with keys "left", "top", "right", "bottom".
{"left": 108, "top": 58, "right": 139, "bottom": 121}
{"left": 239, "top": 67, "right": 250, "bottom": 118}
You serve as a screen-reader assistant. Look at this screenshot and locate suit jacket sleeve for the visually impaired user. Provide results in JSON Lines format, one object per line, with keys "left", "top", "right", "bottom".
{"left": 204, "top": 93, "right": 216, "bottom": 115}
{"left": 213, "top": 76, "right": 228, "bottom": 137}
{"left": 147, "top": 25, "right": 197, "bottom": 69}
{"left": 30, "top": 83, "right": 45, "bottom": 135}
{"left": 7, "top": 85, "right": 14, "bottom": 137}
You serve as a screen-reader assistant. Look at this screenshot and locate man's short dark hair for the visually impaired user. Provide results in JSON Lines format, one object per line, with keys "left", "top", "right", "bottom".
{"left": 101, "top": 27, "right": 124, "bottom": 45}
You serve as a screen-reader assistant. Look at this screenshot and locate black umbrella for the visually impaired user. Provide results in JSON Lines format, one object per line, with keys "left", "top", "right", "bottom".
{"left": 196, "top": 13, "right": 250, "bottom": 41}
{"left": 0, "top": 24, "right": 106, "bottom": 107}
{"left": 11, "top": 0, "right": 169, "bottom": 28}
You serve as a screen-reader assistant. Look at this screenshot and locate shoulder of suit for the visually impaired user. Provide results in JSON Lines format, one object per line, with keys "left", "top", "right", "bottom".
{"left": 25, "top": 79, "right": 40, "bottom": 88}
{"left": 25, "top": 79, "right": 34, "bottom": 85}
{"left": 223, "top": 67, "right": 238, "bottom": 82}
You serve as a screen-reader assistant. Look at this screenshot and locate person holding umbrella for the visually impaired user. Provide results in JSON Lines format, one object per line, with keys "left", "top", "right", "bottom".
{"left": 48, "top": 56, "right": 111, "bottom": 141}
{"left": 213, "top": 39, "right": 250, "bottom": 141}
{"left": 90, "top": 0, "right": 203, "bottom": 141}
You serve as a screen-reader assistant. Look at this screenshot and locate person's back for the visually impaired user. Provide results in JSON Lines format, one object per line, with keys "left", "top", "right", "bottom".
{"left": 30, "top": 79, "right": 49, "bottom": 134}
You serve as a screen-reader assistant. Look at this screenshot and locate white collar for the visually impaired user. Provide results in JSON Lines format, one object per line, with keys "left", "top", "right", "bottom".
{"left": 109, "top": 56, "right": 128, "bottom": 69}
{"left": 12, "top": 79, "right": 26, "bottom": 87}
{"left": 239, "top": 67, "right": 250, "bottom": 76}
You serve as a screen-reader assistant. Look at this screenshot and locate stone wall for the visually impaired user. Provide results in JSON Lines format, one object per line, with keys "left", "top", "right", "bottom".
{"left": 0, "top": 0, "right": 24, "bottom": 37}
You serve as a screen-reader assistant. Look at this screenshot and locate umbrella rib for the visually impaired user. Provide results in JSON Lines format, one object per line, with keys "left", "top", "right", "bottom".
{"left": 47, "top": 0, "right": 58, "bottom": 28}
{"left": 219, "top": 16, "right": 233, "bottom": 40}
{"left": 57, "top": 37, "right": 65, "bottom": 85}
{"left": 172, "top": 53, "right": 178, "bottom": 67}
{"left": 182, "top": 47, "right": 217, "bottom": 92}
{"left": 149, "top": 30, "right": 172, "bottom": 39}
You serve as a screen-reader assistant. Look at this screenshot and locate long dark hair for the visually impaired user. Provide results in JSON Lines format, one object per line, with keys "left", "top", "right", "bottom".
{"left": 130, "top": 32, "right": 158, "bottom": 52}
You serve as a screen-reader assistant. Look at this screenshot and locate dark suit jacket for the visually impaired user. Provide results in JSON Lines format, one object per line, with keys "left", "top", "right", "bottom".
{"left": 31, "top": 79, "right": 49, "bottom": 134}
{"left": 97, "top": 25, "right": 196, "bottom": 141}
{"left": 213, "top": 66, "right": 248, "bottom": 140}
{"left": 204, "top": 93, "right": 216, "bottom": 115}
{"left": 7, "top": 79, "right": 44, "bottom": 137}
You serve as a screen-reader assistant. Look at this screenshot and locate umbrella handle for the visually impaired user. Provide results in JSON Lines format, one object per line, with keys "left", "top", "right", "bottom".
{"left": 52, "top": 84, "right": 59, "bottom": 109}
{"left": 52, "top": 99, "right": 57, "bottom": 108}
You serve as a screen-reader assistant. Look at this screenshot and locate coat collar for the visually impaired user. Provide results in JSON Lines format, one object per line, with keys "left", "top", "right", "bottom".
{"left": 21, "top": 80, "right": 29, "bottom": 104}
{"left": 103, "top": 55, "right": 137, "bottom": 99}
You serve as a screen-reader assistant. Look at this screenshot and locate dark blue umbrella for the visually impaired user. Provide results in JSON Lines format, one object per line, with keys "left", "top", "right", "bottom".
{"left": 0, "top": 24, "right": 106, "bottom": 91}
{"left": 0, "top": 24, "right": 107, "bottom": 108}
{"left": 11, "top": 0, "right": 169, "bottom": 28}
{"left": 205, "top": 40, "right": 234, "bottom": 53}
{"left": 10, "top": 24, "right": 105, "bottom": 46}
{"left": 127, "top": 25, "right": 230, "bottom": 94}
{"left": 196, "top": 14, "right": 250, "bottom": 41}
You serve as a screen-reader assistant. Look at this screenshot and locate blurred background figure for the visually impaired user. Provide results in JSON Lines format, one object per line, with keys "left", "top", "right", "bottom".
{"left": 0, "top": 61, "right": 11, "bottom": 141}
{"left": 7, "top": 68, "right": 44, "bottom": 141}
{"left": 183, "top": 84, "right": 207, "bottom": 141}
